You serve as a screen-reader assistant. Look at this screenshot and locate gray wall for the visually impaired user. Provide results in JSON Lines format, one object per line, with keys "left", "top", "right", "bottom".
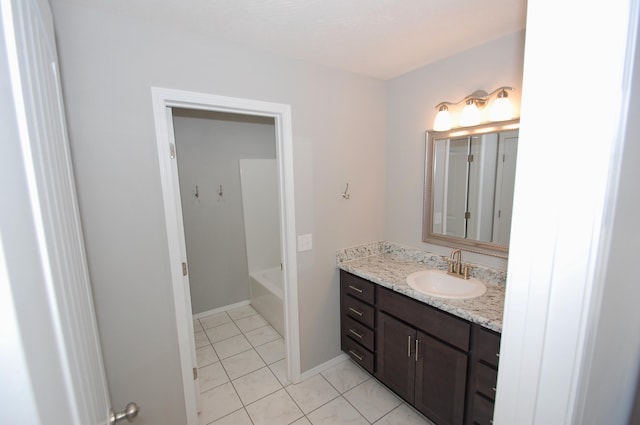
{"left": 173, "top": 110, "right": 276, "bottom": 314}
{"left": 385, "top": 31, "right": 526, "bottom": 270}
{"left": 50, "top": 2, "right": 387, "bottom": 424}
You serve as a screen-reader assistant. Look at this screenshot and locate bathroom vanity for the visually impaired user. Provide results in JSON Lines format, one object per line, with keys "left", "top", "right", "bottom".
{"left": 337, "top": 242, "right": 505, "bottom": 425}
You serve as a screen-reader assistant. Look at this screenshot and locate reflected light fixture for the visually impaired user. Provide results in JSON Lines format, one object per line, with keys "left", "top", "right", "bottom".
{"left": 433, "top": 86, "right": 514, "bottom": 131}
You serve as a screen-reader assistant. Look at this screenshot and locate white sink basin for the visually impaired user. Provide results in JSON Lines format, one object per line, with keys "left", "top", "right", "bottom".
{"left": 406, "top": 269, "right": 487, "bottom": 300}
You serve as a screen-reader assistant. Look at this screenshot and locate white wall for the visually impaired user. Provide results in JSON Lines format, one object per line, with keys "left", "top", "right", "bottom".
{"left": 577, "top": 8, "right": 640, "bottom": 422}
{"left": 50, "top": 2, "right": 386, "bottom": 423}
{"left": 173, "top": 110, "right": 276, "bottom": 314}
{"left": 385, "top": 31, "right": 525, "bottom": 269}
{"left": 494, "top": 0, "right": 638, "bottom": 422}
{"left": 1, "top": 19, "right": 64, "bottom": 423}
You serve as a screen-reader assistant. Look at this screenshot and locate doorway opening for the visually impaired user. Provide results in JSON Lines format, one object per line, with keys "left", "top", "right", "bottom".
{"left": 151, "top": 88, "right": 300, "bottom": 425}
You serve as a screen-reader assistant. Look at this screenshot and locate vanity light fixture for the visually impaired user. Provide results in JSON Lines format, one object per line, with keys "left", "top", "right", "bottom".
{"left": 489, "top": 88, "right": 513, "bottom": 122}
{"left": 433, "top": 104, "right": 452, "bottom": 132}
{"left": 433, "top": 86, "right": 514, "bottom": 131}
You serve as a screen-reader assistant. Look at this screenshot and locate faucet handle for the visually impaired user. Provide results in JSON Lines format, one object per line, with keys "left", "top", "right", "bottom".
{"left": 445, "top": 257, "right": 456, "bottom": 273}
{"left": 462, "top": 263, "right": 476, "bottom": 279}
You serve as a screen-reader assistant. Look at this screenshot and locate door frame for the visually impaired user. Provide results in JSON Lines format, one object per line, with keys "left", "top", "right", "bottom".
{"left": 151, "top": 87, "right": 301, "bottom": 421}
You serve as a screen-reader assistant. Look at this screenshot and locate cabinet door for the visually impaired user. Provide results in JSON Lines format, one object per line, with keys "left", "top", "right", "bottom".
{"left": 415, "top": 332, "right": 468, "bottom": 425}
{"left": 376, "top": 311, "right": 416, "bottom": 403}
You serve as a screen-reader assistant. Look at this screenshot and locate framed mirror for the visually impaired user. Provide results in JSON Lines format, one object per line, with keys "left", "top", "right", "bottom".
{"left": 422, "top": 119, "right": 519, "bottom": 258}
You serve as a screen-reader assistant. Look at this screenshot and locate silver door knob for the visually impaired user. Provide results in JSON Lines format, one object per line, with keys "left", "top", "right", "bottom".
{"left": 109, "top": 402, "right": 140, "bottom": 425}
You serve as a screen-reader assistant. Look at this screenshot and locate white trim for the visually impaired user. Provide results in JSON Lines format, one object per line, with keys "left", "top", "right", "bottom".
{"left": 300, "top": 354, "right": 349, "bottom": 381}
{"left": 151, "top": 88, "right": 301, "bottom": 424}
{"left": 192, "top": 300, "right": 251, "bottom": 320}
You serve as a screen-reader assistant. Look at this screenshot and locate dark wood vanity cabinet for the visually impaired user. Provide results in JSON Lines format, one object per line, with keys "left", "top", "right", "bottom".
{"left": 376, "top": 286, "right": 469, "bottom": 425}
{"left": 376, "top": 311, "right": 416, "bottom": 401}
{"left": 340, "top": 271, "right": 376, "bottom": 373}
{"left": 339, "top": 271, "right": 500, "bottom": 425}
{"left": 465, "top": 325, "right": 501, "bottom": 425}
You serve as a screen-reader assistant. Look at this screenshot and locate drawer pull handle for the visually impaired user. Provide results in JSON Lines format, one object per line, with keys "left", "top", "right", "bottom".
{"left": 349, "top": 350, "right": 364, "bottom": 361}
{"left": 348, "top": 307, "right": 363, "bottom": 316}
{"left": 496, "top": 353, "right": 500, "bottom": 358}
{"left": 348, "top": 285, "right": 364, "bottom": 293}
{"left": 349, "top": 329, "right": 363, "bottom": 339}
{"left": 407, "top": 336, "right": 411, "bottom": 357}
{"left": 492, "top": 387, "right": 497, "bottom": 392}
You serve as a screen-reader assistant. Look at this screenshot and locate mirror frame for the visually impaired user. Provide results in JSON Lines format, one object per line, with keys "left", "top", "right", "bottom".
{"left": 422, "top": 119, "right": 520, "bottom": 258}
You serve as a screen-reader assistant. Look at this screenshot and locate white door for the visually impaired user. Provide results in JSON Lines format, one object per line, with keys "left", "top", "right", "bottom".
{"left": 1, "top": 0, "right": 135, "bottom": 423}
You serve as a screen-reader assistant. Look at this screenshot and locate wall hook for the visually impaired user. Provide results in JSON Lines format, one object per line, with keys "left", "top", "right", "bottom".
{"left": 218, "top": 184, "right": 223, "bottom": 197}
{"left": 194, "top": 185, "right": 199, "bottom": 199}
{"left": 342, "top": 182, "right": 350, "bottom": 200}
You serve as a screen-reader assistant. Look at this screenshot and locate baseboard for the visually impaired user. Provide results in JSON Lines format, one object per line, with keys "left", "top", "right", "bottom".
{"left": 299, "top": 353, "right": 349, "bottom": 381}
{"left": 192, "top": 300, "right": 250, "bottom": 319}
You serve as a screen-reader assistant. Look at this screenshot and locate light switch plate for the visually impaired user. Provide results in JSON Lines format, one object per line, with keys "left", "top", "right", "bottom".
{"left": 297, "top": 234, "right": 313, "bottom": 252}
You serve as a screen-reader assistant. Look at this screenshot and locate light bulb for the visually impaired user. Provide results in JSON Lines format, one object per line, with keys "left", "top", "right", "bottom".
{"left": 460, "top": 100, "right": 481, "bottom": 127}
{"left": 433, "top": 105, "right": 452, "bottom": 131}
{"left": 489, "top": 90, "right": 513, "bottom": 121}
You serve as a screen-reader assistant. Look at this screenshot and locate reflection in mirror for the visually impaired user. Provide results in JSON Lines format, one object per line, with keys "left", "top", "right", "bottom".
{"left": 423, "top": 119, "right": 519, "bottom": 258}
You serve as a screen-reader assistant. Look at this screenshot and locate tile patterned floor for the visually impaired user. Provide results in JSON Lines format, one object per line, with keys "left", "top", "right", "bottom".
{"left": 194, "top": 305, "right": 435, "bottom": 425}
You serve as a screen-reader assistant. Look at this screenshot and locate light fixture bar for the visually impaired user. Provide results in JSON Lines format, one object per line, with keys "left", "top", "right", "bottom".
{"left": 432, "top": 87, "right": 514, "bottom": 131}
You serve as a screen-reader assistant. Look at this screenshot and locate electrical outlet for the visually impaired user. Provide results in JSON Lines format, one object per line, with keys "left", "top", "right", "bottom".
{"left": 297, "top": 234, "right": 313, "bottom": 252}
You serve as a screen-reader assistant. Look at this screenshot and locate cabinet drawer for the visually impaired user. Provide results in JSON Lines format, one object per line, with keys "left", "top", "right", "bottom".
{"left": 340, "top": 271, "right": 375, "bottom": 305}
{"left": 343, "top": 295, "right": 375, "bottom": 328}
{"left": 475, "top": 362, "right": 498, "bottom": 401}
{"left": 471, "top": 393, "right": 495, "bottom": 425}
{"left": 378, "top": 286, "right": 470, "bottom": 352}
{"left": 343, "top": 315, "right": 374, "bottom": 351}
{"left": 475, "top": 326, "right": 501, "bottom": 368}
{"left": 342, "top": 334, "right": 374, "bottom": 373}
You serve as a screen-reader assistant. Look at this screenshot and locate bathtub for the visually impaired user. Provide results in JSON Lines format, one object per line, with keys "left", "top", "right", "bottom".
{"left": 249, "top": 267, "right": 284, "bottom": 337}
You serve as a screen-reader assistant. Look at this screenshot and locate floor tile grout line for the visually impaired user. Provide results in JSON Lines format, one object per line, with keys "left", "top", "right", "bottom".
{"left": 297, "top": 393, "right": 352, "bottom": 423}
{"left": 232, "top": 371, "right": 284, "bottom": 408}
{"left": 219, "top": 353, "right": 266, "bottom": 382}
{"left": 196, "top": 308, "right": 294, "bottom": 424}
{"left": 340, "top": 377, "right": 398, "bottom": 424}
{"left": 341, "top": 392, "right": 374, "bottom": 424}
{"left": 228, "top": 367, "right": 271, "bottom": 407}
{"left": 283, "top": 373, "right": 350, "bottom": 420}
{"left": 205, "top": 406, "right": 250, "bottom": 425}
{"left": 316, "top": 362, "right": 379, "bottom": 423}
{"left": 210, "top": 334, "right": 255, "bottom": 361}
{"left": 198, "top": 309, "right": 431, "bottom": 425}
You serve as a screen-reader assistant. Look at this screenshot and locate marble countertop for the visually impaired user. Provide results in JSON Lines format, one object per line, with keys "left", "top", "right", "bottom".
{"left": 337, "top": 253, "right": 505, "bottom": 333}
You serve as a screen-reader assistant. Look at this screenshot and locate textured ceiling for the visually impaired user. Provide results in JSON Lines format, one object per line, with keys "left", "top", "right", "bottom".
{"left": 56, "top": 0, "right": 527, "bottom": 80}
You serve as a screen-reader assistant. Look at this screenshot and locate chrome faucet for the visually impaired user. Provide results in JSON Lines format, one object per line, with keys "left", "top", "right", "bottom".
{"left": 447, "top": 248, "right": 473, "bottom": 279}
